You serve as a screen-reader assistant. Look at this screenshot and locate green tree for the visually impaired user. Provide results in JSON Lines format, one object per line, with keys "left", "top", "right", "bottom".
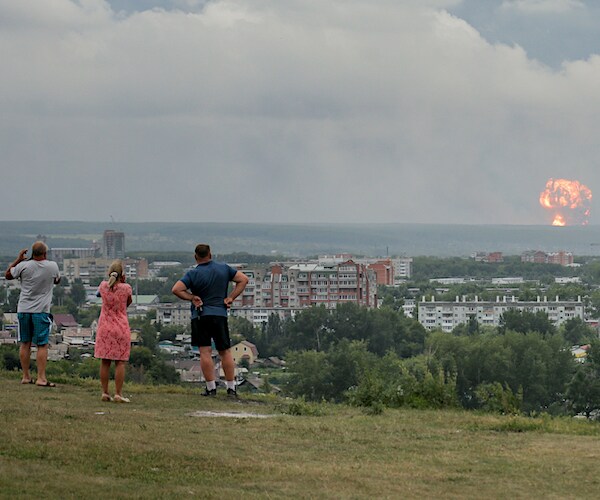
{"left": 78, "top": 305, "right": 100, "bottom": 328}
{"left": 474, "top": 382, "right": 522, "bottom": 414}
{"left": 427, "top": 329, "right": 575, "bottom": 412}
{"left": 325, "top": 340, "right": 373, "bottom": 402}
{"left": 7, "top": 289, "right": 20, "bottom": 312}
{"left": 285, "top": 306, "right": 332, "bottom": 352}
{"left": 378, "top": 285, "right": 406, "bottom": 311}
{"left": 52, "top": 285, "right": 66, "bottom": 307}
{"left": 70, "top": 279, "right": 87, "bottom": 307}
{"left": 158, "top": 324, "right": 184, "bottom": 342}
{"left": 148, "top": 359, "right": 180, "bottom": 384}
{"left": 140, "top": 322, "right": 158, "bottom": 351}
{"left": 561, "top": 317, "right": 595, "bottom": 346}
{"left": 498, "top": 310, "right": 555, "bottom": 337}
{"left": 566, "top": 341, "right": 600, "bottom": 418}
{"left": 129, "top": 347, "right": 154, "bottom": 369}
{"left": 286, "top": 350, "right": 330, "bottom": 401}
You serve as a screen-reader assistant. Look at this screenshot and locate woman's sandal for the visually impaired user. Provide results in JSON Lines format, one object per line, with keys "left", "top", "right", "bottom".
{"left": 101, "top": 393, "right": 113, "bottom": 402}
{"left": 114, "top": 395, "right": 130, "bottom": 403}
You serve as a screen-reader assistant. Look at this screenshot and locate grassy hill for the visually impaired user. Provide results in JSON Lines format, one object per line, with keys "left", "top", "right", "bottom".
{"left": 1, "top": 373, "right": 600, "bottom": 499}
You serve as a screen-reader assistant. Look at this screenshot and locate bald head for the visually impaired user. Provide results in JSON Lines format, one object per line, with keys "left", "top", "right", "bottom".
{"left": 31, "top": 241, "right": 48, "bottom": 259}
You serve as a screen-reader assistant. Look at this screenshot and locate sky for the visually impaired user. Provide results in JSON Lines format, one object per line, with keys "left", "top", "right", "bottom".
{"left": 2, "top": 0, "right": 600, "bottom": 225}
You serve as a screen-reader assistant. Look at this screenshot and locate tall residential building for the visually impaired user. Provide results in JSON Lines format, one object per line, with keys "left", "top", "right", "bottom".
{"left": 231, "top": 259, "right": 377, "bottom": 311}
{"left": 392, "top": 257, "right": 413, "bottom": 281}
{"left": 102, "top": 230, "right": 125, "bottom": 259}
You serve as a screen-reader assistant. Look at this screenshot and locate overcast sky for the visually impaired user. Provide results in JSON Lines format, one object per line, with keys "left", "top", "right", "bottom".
{"left": 2, "top": 0, "right": 600, "bottom": 225}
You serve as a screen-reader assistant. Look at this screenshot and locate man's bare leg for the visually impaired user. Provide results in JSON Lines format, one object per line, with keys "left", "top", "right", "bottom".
{"left": 19, "top": 342, "right": 32, "bottom": 383}
{"left": 219, "top": 349, "right": 235, "bottom": 382}
{"left": 199, "top": 346, "right": 215, "bottom": 382}
{"left": 35, "top": 344, "right": 51, "bottom": 386}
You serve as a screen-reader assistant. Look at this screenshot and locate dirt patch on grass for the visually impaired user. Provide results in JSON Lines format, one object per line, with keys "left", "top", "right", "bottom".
{"left": 186, "top": 410, "right": 278, "bottom": 419}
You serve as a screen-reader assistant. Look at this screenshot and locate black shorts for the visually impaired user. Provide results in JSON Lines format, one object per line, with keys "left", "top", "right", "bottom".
{"left": 191, "top": 316, "right": 231, "bottom": 351}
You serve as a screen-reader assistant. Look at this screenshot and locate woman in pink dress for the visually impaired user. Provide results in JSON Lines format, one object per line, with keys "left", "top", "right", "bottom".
{"left": 94, "top": 260, "right": 133, "bottom": 403}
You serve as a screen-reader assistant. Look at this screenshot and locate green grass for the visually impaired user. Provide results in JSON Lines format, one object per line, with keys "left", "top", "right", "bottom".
{"left": 1, "top": 373, "right": 600, "bottom": 499}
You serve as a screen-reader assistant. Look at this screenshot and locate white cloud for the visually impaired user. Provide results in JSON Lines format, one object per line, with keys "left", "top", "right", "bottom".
{"left": 1, "top": 0, "right": 600, "bottom": 224}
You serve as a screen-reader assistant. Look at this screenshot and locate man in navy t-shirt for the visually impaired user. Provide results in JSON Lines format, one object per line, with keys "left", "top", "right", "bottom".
{"left": 172, "top": 244, "right": 248, "bottom": 397}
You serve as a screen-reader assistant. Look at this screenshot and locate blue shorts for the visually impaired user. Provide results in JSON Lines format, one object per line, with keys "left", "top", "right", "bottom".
{"left": 17, "top": 313, "right": 53, "bottom": 346}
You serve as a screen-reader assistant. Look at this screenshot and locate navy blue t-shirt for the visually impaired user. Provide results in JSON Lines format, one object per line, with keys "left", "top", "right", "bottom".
{"left": 180, "top": 260, "right": 237, "bottom": 318}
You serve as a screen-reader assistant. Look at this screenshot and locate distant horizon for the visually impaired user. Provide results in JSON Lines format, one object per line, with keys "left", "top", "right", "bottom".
{"left": 1, "top": 220, "right": 599, "bottom": 258}
{"left": 1, "top": 219, "right": 596, "bottom": 228}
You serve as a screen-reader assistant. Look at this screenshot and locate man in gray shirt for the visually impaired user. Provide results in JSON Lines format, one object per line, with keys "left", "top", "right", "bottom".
{"left": 5, "top": 241, "right": 61, "bottom": 386}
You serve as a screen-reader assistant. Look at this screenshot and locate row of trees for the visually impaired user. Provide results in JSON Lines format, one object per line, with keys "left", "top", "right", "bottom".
{"left": 248, "top": 304, "right": 600, "bottom": 416}
{"left": 251, "top": 303, "right": 426, "bottom": 359}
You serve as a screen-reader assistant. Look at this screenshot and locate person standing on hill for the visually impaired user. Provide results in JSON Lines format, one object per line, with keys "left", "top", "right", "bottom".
{"left": 172, "top": 244, "right": 248, "bottom": 397}
{"left": 5, "top": 241, "right": 61, "bottom": 387}
{"left": 94, "top": 260, "right": 133, "bottom": 403}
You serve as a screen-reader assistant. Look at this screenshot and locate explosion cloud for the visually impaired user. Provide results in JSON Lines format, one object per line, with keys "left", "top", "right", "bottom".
{"left": 539, "top": 178, "right": 592, "bottom": 226}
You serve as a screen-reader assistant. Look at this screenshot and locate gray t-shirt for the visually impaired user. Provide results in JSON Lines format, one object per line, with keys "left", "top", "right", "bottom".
{"left": 10, "top": 259, "right": 60, "bottom": 313}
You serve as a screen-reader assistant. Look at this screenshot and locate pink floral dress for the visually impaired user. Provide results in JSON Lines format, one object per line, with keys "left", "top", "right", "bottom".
{"left": 94, "top": 281, "right": 132, "bottom": 361}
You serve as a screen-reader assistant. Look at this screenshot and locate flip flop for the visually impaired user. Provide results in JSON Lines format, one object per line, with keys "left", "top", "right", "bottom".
{"left": 36, "top": 381, "right": 56, "bottom": 387}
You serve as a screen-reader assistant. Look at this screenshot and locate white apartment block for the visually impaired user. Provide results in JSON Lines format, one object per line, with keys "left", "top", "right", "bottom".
{"left": 418, "top": 296, "right": 584, "bottom": 332}
{"left": 231, "top": 307, "right": 300, "bottom": 326}
{"left": 63, "top": 257, "right": 144, "bottom": 284}
{"left": 392, "top": 257, "right": 413, "bottom": 280}
{"left": 156, "top": 303, "right": 191, "bottom": 327}
{"left": 63, "top": 257, "right": 114, "bottom": 284}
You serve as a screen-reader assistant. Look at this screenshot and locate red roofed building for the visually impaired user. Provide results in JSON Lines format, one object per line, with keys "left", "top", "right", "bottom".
{"left": 53, "top": 314, "right": 79, "bottom": 331}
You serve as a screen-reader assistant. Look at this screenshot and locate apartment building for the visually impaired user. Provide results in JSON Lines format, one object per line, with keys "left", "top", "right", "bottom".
{"left": 155, "top": 302, "right": 192, "bottom": 327}
{"left": 50, "top": 245, "right": 99, "bottom": 265}
{"left": 232, "top": 307, "right": 298, "bottom": 326}
{"left": 392, "top": 257, "right": 413, "bottom": 281}
{"left": 418, "top": 295, "right": 584, "bottom": 332}
{"left": 63, "top": 257, "right": 148, "bottom": 284}
{"left": 521, "top": 250, "right": 574, "bottom": 266}
{"left": 102, "top": 230, "right": 125, "bottom": 259}
{"left": 472, "top": 252, "right": 503, "bottom": 263}
{"left": 231, "top": 259, "right": 377, "bottom": 311}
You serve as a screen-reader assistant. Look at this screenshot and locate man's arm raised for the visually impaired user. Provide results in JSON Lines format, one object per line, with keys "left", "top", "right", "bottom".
{"left": 5, "top": 248, "right": 28, "bottom": 280}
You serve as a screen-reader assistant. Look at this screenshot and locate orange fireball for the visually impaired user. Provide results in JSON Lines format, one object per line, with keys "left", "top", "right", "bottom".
{"left": 539, "top": 178, "right": 592, "bottom": 226}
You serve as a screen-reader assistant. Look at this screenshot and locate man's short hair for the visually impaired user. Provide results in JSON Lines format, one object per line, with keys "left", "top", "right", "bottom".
{"left": 31, "top": 241, "right": 48, "bottom": 258}
{"left": 195, "top": 244, "right": 211, "bottom": 259}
